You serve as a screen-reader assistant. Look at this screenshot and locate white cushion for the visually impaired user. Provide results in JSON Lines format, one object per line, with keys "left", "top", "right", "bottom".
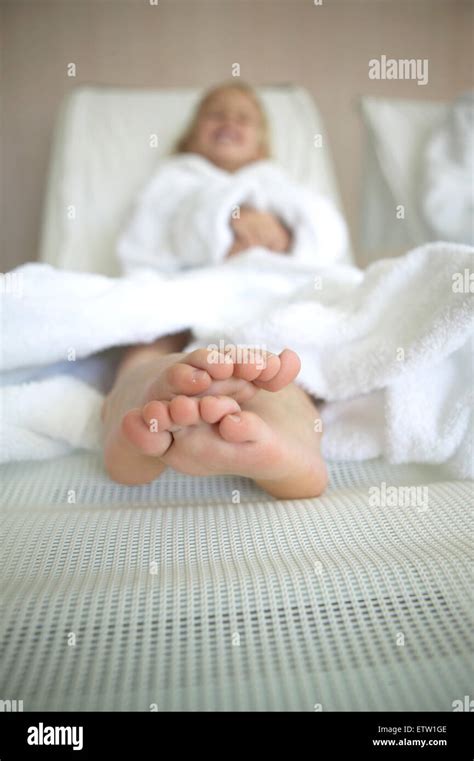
{"left": 359, "top": 96, "right": 448, "bottom": 257}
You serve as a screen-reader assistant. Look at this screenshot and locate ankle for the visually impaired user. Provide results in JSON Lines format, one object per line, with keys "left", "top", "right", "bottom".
{"left": 117, "top": 331, "right": 192, "bottom": 376}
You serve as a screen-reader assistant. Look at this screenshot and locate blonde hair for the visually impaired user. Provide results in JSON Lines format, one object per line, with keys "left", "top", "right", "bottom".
{"left": 174, "top": 81, "right": 271, "bottom": 159}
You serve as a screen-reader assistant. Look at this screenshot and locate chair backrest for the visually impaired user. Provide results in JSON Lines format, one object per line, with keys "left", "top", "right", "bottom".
{"left": 39, "top": 84, "right": 351, "bottom": 275}
{"left": 359, "top": 95, "right": 448, "bottom": 261}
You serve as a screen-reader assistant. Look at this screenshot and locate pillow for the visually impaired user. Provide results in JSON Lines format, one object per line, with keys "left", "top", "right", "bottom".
{"left": 359, "top": 96, "right": 448, "bottom": 258}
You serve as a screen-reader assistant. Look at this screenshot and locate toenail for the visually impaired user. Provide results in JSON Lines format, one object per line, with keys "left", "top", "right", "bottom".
{"left": 192, "top": 370, "right": 208, "bottom": 383}
{"left": 228, "top": 414, "right": 241, "bottom": 422}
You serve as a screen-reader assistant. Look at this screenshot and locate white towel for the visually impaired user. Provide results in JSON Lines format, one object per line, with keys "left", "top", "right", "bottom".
{"left": 1, "top": 241, "right": 473, "bottom": 477}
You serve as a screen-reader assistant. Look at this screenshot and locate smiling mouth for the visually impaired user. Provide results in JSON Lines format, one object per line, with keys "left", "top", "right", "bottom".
{"left": 213, "top": 129, "right": 240, "bottom": 145}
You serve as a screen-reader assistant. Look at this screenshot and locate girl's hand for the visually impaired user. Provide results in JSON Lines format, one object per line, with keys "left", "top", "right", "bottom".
{"left": 230, "top": 207, "right": 292, "bottom": 254}
{"left": 227, "top": 238, "right": 248, "bottom": 258}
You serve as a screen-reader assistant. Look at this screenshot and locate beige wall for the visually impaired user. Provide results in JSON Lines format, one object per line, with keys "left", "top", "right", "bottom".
{"left": 1, "top": 0, "right": 472, "bottom": 271}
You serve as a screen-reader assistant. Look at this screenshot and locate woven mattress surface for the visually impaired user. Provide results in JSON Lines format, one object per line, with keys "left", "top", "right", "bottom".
{"left": 1, "top": 453, "right": 472, "bottom": 711}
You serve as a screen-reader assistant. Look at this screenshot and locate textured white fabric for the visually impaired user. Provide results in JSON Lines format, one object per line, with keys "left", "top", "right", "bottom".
{"left": 39, "top": 85, "right": 351, "bottom": 275}
{"left": 117, "top": 154, "right": 349, "bottom": 274}
{"left": 359, "top": 96, "right": 448, "bottom": 256}
{"left": 0, "top": 376, "right": 104, "bottom": 462}
{"left": 2, "top": 242, "right": 472, "bottom": 475}
{"left": 1, "top": 451, "right": 471, "bottom": 711}
{"left": 421, "top": 91, "right": 474, "bottom": 245}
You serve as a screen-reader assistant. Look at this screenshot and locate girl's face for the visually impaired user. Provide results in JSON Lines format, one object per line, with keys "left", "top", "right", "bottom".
{"left": 187, "top": 89, "right": 264, "bottom": 171}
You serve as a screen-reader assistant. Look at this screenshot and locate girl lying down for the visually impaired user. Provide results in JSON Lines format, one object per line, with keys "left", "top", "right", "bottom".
{"left": 102, "top": 81, "right": 349, "bottom": 499}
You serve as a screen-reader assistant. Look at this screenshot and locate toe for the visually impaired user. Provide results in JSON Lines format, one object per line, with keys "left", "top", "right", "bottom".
{"left": 185, "top": 347, "right": 235, "bottom": 380}
{"left": 159, "top": 348, "right": 235, "bottom": 396}
{"left": 253, "top": 349, "right": 301, "bottom": 391}
{"left": 231, "top": 349, "right": 269, "bottom": 381}
{"left": 253, "top": 352, "right": 281, "bottom": 382}
{"left": 164, "top": 362, "right": 212, "bottom": 396}
{"left": 169, "top": 395, "right": 201, "bottom": 426}
{"left": 121, "top": 408, "right": 172, "bottom": 456}
{"left": 218, "top": 410, "right": 270, "bottom": 444}
{"left": 142, "top": 400, "right": 174, "bottom": 432}
{"left": 199, "top": 395, "right": 241, "bottom": 424}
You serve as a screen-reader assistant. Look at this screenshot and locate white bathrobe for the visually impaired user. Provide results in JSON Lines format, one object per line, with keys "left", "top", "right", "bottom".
{"left": 117, "top": 153, "right": 349, "bottom": 274}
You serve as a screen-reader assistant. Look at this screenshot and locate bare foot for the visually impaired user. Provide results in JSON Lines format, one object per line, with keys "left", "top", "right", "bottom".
{"left": 141, "top": 385, "right": 328, "bottom": 499}
{"left": 102, "top": 346, "right": 301, "bottom": 486}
